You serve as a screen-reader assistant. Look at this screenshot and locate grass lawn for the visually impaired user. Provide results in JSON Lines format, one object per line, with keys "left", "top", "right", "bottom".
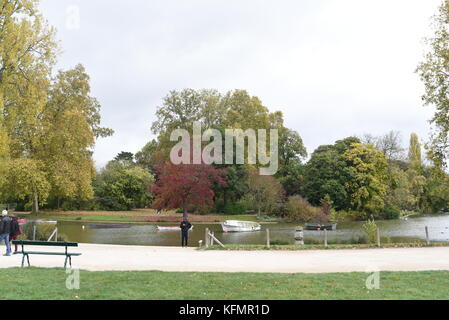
{"left": 2, "top": 268, "right": 449, "bottom": 300}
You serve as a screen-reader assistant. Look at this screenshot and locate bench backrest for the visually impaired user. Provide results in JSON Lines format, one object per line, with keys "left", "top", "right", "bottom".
{"left": 12, "top": 240, "right": 78, "bottom": 247}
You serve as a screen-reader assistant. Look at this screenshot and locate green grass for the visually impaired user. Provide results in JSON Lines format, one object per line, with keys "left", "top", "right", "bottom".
{"left": 2, "top": 268, "right": 449, "bottom": 300}
{"left": 201, "top": 242, "right": 449, "bottom": 251}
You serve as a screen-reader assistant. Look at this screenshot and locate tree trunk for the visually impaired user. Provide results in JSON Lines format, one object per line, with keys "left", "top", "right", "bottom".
{"left": 32, "top": 190, "right": 39, "bottom": 215}
{"left": 183, "top": 207, "right": 188, "bottom": 220}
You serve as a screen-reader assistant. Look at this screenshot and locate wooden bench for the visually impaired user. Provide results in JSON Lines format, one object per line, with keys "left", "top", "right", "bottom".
{"left": 12, "top": 240, "right": 82, "bottom": 269}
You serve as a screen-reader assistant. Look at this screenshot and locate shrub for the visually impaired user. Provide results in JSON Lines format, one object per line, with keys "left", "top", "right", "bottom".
{"left": 284, "top": 196, "right": 322, "bottom": 222}
{"left": 382, "top": 204, "right": 401, "bottom": 220}
{"left": 362, "top": 219, "right": 378, "bottom": 244}
{"left": 222, "top": 203, "right": 247, "bottom": 215}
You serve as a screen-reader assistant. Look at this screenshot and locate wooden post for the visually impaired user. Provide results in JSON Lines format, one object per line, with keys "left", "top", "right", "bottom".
{"left": 211, "top": 232, "right": 215, "bottom": 246}
{"left": 33, "top": 225, "right": 36, "bottom": 241}
{"left": 425, "top": 226, "right": 430, "bottom": 245}
{"left": 55, "top": 228, "right": 58, "bottom": 242}
{"left": 266, "top": 229, "right": 270, "bottom": 248}
{"left": 205, "top": 228, "right": 209, "bottom": 248}
{"left": 208, "top": 233, "right": 226, "bottom": 248}
{"left": 376, "top": 228, "right": 381, "bottom": 247}
{"left": 324, "top": 229, "right": 328, "bottom": 247}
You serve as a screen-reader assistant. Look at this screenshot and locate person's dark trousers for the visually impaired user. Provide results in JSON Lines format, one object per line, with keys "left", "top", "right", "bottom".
{"left": 181, "top": 231, "right": 188, "bottom": 247}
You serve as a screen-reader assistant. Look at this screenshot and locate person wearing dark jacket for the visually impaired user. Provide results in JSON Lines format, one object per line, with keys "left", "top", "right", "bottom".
{"left": 9, "top": 216, "right": 21, "bottom": 253}
{"left": 180, "top": 219, "right": 192, "bottom": 247}
{"left": 0, "top": 210, "right": 12, "bottom": 256}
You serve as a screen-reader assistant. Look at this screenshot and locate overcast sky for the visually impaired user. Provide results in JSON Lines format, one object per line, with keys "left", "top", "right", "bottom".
{"left": 39, "top": 0, "right": 442, "bottom": 168}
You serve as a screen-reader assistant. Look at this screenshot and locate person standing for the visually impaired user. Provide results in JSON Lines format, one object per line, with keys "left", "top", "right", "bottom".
{"left": 9, "top": 216, "right": 21, "bottom": 253}
{"left": 0, "top": 210, "right": 12, "bottom": 256}
{"left": 180, "top": 219, "right": 192, "bottom": 247}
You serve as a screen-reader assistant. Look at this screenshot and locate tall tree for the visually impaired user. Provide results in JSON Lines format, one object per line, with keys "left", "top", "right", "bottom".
{"left": 417, "top": 0, "right": 449, "bottom": 166}
{"left": 37, "top": 65, "right": 112, "bottom": 211}
{"left": 0, "top": 0, "right": 56, "bottom": 212}
{"left": 408, "top": 133, "right": 422, "bottom": 165}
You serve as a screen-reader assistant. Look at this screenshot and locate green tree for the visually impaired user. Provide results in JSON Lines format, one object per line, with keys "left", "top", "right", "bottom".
{"left": 94, "top": 162, "right": 155, "bottom": 211}
{"left": 38, "top": 65, "right": 112, "bottom": 211}
{"left": 343, "top": 143, "right": 388, "bottom": 217}
{"left": 408, "top": 133, "right": 422, "bottom": 166}
{"left": 302, "top": 138, "right": 358, "bottom": 210}
{"left": 417, "top": 0, "right": 449, "bottom": 166}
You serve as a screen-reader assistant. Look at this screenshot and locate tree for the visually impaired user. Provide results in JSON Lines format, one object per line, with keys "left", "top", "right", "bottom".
{"left": 152, "top": 162, "right": 227, "bottom": 219}
{"left": 374, "top": 131, "right": 404, "bottom": 161}
{"left": 36, "top": 65, "right": 112, "bottom": 211}
{"left": 276, "top": 128, "right": 307, "bottom": 195}
{"left": 302, "top": 138, "right": 358, "bottom": 210}
{"left": 417, "top": 0, "right": 449, "bottom": 166}
{"left": 243, "top": 170, "right": 285, "bottom": 216}
{"left": 135, "top": 140, "right": 159, "bottom": 172}
{"left": 0, "top": 3, "right": 111, "bottom": 213}
{"left": 2, "top": 158, "right": 50, "bottom": 211}
{"left": 343, "top": 143, "right": 389, "bottom": 217}
{"left": 0, "top": 0, "right": 57, "bottom": 209}
{"left": 408, "top": 133, "right": 422, "bottom": 165}
{"left": 94, "top": 162, "right": 154, "bottom": 211}
{"left": 302, "top": 137, "right": 389, "bottom": 218}
{"left": 113, "top": 152, "right": 135, "bottom": 167}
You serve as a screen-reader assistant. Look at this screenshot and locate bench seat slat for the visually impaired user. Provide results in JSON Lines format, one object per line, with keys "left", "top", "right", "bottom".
{"left": 21, "top": 251, "right": 81, "bottom": 256}
{"left": 12, "top": 240, "right": 78, "bottom": 247}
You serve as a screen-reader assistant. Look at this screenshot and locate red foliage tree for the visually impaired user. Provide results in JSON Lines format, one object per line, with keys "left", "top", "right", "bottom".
{"left": 152, "top": 162, "right": 227, "bottom": 219}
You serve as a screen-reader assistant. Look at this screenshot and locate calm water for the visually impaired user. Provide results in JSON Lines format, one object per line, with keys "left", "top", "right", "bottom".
{"left": 45, "top": 214, "right": 449, "bottom": 247}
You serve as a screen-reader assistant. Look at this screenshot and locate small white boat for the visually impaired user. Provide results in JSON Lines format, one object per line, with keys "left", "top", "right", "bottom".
{"left": 221, "top": 220, "right": 261, "bottom": 232}
{"left": 156, "top": 225, "right": 194, "bottom": 231}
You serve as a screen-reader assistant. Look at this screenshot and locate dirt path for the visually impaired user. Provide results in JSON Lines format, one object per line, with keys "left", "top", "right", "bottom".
{"left": 1, "top": 244, "right": 449, "bottom": 273}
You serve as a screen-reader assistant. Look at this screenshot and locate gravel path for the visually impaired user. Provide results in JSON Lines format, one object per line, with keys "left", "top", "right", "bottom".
{"left": 1, "top": 244, "right": 449, "bottom": 273}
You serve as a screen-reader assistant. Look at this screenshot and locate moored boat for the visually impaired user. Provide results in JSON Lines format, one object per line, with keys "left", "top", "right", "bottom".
{"left": 221, "top": 220, "right": 261, "bottom": 232}
{"left": 305, "top": 223, "right": 337, "bottom": 231}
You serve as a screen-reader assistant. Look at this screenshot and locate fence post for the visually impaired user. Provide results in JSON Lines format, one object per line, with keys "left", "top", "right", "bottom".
{"left": 33, "top": 225, "right": 36, "bottom": 241}
{"left": 55, "top": 227, "right": 58, "bottom": 242}
{"left": 376, "top": 228, "right": 381, "bottom": 247}
{"left": 425, "top": 226, "right": 430, "bottom": 245}
{"left": 205, "top": 228, "right": 209, "bottom": 248}
{"left": 266, "top": 229, "right": 270, "bottom": 248}
{"left": 324, "top": 229, "right": 328, "bottom": 247}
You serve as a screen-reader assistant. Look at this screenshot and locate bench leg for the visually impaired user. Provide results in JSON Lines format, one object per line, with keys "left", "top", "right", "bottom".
{"left": 64, "top": 256, "right": 72, "bottom": 269}
{"left": 21, "top": 254, "right": 30, "bottom": 268}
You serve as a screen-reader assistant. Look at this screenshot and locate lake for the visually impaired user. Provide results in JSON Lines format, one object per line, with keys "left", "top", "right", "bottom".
{"left": 42, "top": 214, "right": 449, "bottom": 247}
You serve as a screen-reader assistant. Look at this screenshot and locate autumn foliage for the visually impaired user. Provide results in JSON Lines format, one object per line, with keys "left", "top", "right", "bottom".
{"left": 152, "top": 162, "right": 227, "bottom": 218}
